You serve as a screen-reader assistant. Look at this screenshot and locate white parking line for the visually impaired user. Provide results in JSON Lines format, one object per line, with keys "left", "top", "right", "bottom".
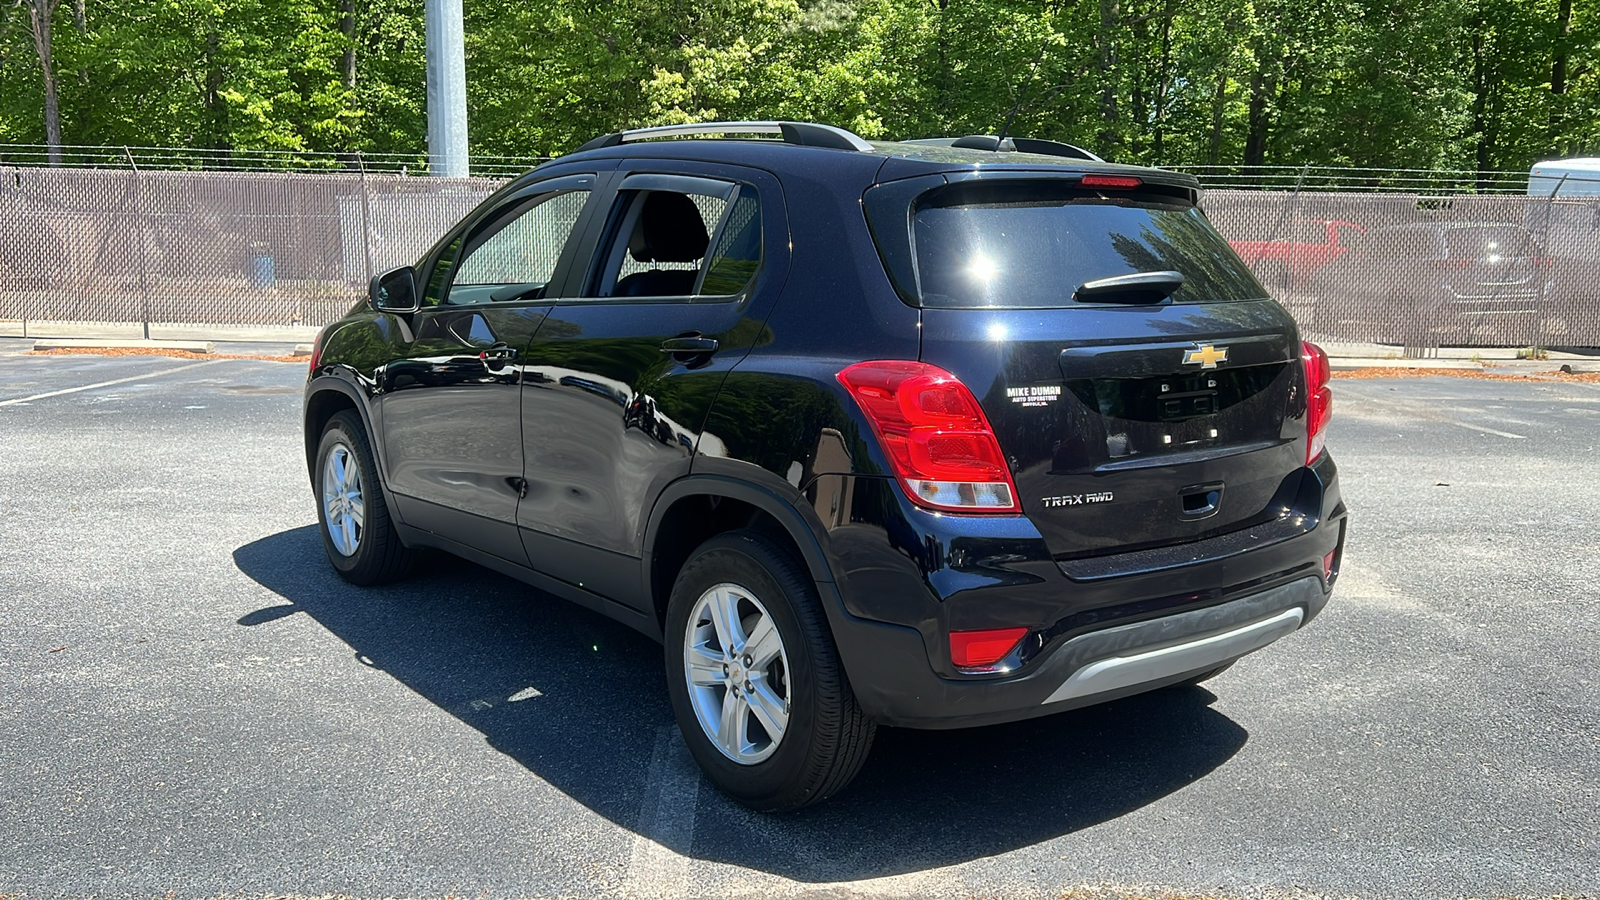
{"left": 1450, "top": 420, "right": 1527, "bottom": 439}
{"left": 0, "top": 360, "right": 219, "bottom": 407}
{"left": 620, "top": 724, "right": 701, "bottom": 898}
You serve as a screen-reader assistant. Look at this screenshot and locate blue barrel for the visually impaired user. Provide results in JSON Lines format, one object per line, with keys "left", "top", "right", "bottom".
{"left": 249, "top": 254, "right": 276, "bottom": 289}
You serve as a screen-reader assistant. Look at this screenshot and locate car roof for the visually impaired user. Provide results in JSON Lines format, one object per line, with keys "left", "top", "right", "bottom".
{"left": 542, "top": 121, "right": 1199, "bottom": 192}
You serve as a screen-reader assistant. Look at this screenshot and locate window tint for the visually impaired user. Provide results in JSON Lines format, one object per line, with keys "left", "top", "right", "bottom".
{"left": 909, "top": 186, "right": 1264, "bottom": 308}
{"left": 446, "top": 189, "right": 589, "bottom": 304}
{"left": 587, "top": 183, "right": 761, "bottom": 299}
{"left": 422, "top": 235, "right": 463, "bottom": 307}
{"left": 700, "top": 186, "right": 762, "bottom": 296}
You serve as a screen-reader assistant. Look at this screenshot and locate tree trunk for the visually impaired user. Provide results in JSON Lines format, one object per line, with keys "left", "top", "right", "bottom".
{"left": 1209, "top": 70, "right": 1227, "bottom": 165}
{"left": 341, "top": 0, "right": 356, "bottom": 89}
{"left": 204, "top": 29, "right": 229, "bottom": 152}
{"left": 1096, "top": 0, "right": 1119, "bottom": 153}
{"left": 1243, "top": 68, "right": 1270, "bottom": 168}
{"left": 1551, "top": 0, "right": 1571, "bottom": 95}
{"left": 1471, "top": 24, "right": 1491, "bottom": 182}
{"left": 934, "top": 0, "right": 952, "bottom": 133}
{"left": 1550, "top": 0, "right": 1572, "bottom": 149}
{"left": 26, "top": 0, "right": 61, "bottom": 164}
{"left": 1153, "top": 0, "right": 1174, "bottom": 159}
{"left": 72, "top": 0, "right": 85, "bottom": 91}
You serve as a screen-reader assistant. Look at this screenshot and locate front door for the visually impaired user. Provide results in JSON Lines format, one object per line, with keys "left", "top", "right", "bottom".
{"left": 380, "top": 173, "right": 601, "bottom": 564}
{"left": 516, "top": 164, "right": 788, "bottom": 606}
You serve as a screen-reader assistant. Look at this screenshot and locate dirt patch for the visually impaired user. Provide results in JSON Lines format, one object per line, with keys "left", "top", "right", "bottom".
{"left": 1334, "top": 366, "right": 1600, "bottom": 383}
{"left": 29, "top": 347, "right": 303, "bottom": 363}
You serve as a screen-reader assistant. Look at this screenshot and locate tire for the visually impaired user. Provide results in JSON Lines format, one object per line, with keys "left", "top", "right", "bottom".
{"left": 314, "top": 410, "right": 413, "bottom": 585}
{"left": 664, "top": 530, "right": 875, "bottom": 812}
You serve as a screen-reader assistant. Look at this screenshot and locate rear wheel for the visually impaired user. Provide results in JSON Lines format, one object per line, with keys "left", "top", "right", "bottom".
{"left": 314, "top": 410, "right": 413, "bottom": 585}
{"left": 664, "top": 530, "right": 875, "bottom": 811}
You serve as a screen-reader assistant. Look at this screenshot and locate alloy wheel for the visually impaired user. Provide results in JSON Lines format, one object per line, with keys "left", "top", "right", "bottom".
{"left": 683, "top": 582, "right": 791, "bottom": 765}
{"left": 320, "top": 441, "right": 366, "bottom": 557}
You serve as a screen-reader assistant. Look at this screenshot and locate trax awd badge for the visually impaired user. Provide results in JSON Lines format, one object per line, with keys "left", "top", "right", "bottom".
{"left": 1040, "top": 491, "right": 1115, "bottom": 509}
{"left": 1182, "top": 343, "right": 1228, "bottom": 369}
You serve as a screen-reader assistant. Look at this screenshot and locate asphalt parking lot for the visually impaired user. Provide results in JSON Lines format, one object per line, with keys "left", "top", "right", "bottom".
{"left": 1, "top": 343, "right": 1597, "bottom": 900}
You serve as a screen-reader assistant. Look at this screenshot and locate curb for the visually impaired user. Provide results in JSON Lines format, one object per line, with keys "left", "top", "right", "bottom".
{"left": 31, "top": 338, "right": 215, "bottom": 353}
{"left": 1328, "top": 357, "right": 1485, "bottom": 370}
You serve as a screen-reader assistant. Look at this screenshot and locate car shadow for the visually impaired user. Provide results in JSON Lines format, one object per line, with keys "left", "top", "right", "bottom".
{"left": 234, "top": 525, "right": 1248, "bottom": 882}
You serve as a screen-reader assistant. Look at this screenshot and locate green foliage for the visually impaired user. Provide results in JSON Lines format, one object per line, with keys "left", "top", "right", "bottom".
{"left": 0, "top": 0, "right": 1594, "bottom": 171}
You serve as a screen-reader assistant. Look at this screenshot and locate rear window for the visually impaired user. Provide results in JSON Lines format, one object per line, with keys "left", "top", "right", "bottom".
{"left": 907, "top": 182, "right": 1265, "bottom": 308}
{"left": 1444, "top": 226, "right": 1532, "bottom": 260}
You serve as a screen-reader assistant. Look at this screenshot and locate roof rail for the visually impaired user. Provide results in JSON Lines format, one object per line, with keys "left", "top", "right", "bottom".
{"left": 575, "top": 121, "right": 874, "bottom": 154}
{"left": 906, "top": 135, "right": 1104, "bottom": 162}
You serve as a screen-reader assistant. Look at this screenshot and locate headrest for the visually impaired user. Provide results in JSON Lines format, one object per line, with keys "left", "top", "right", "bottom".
{"left": 629, "top": 192, "right": 710, "bottom": 264}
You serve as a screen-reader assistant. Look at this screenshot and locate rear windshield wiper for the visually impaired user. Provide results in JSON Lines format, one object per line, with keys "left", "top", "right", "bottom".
{"left": 1074, "top": 270, "right": 1185, "bottom": 303}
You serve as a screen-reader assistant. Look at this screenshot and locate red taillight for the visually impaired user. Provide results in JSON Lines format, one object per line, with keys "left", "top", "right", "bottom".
{"left": 837, "top": 360, "right": 1020, "bottom": 513}
{"left": 950, "top": 627, "right": 1029, "bottom": 668}
{"left": 1302, "top": 340, "right": 1332, "bottom": 464}
{"left": 308, "top": 331, "right": 325, "bottom": 376}
{"left": 1079, "top": 174, "right": 1142, "bottom": 190}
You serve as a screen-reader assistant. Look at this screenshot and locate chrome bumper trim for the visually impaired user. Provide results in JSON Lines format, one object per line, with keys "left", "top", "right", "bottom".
{"left": 1041, "top": 606, "right": 1304, "bottom": 705}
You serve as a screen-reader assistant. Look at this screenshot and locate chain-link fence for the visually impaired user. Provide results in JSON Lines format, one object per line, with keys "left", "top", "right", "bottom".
{"left": 1206, "top": 180, "right": 1600, "bottom": 351}
{"left": 0, "top": 165, "right": 499, "bottom": 333}
{"left": 3, "top": 161, "right": 1599, "bottom": 349}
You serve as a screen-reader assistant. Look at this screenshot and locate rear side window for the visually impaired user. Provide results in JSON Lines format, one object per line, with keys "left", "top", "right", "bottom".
{"left": 586, "top": 180, "right": 762, "bottom": 299}
{"left": 902, "top": 182, "right": 1264, "bottom": 308}
{"left": 700, "top": 186, "right": 762, "bottom": 296}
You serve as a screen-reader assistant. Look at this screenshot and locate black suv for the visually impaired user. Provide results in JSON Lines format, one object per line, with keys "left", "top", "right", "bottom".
{"left": 304, "top": 121, "right": 1347, "bottom": 811}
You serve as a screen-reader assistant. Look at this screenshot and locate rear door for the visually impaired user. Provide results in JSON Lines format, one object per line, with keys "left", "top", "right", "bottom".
{"left": 515, "top": 162, "right": 787, "bottom": 604}
{"left": 885, "top": 174, "right": 1311, "bottom": 562}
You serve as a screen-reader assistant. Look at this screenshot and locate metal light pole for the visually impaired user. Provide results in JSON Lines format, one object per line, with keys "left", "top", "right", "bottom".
{"left": 425, "top": 0, "right": 469, "bottom": 177}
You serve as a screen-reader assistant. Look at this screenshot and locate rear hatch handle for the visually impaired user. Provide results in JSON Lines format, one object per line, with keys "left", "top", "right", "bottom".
{"left": 1074, "top": 270, "right": 1186, "bottom": 303}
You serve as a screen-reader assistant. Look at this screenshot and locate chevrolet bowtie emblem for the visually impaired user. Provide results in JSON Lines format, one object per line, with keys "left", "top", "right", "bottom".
{"left": 1183, "top": 343, "right": 1228, "bottom": 369}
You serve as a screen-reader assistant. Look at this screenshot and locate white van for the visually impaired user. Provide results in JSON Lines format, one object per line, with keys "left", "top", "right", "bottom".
{"left": 1527, "top": 158, "right": 1600, "bottom": 343}
{"left": 1529, "top": 158, "right": 1600, "bottom": 197}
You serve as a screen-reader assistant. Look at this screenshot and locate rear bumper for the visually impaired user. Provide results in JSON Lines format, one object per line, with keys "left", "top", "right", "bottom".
{"left": 831, "top": 574, "right": 1328, "bottom": 729}
{"left": 816, "top": 455, "right": 1346, "bottom": 729}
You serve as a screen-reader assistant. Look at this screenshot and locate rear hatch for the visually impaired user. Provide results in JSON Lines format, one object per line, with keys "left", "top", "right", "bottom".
{"left": 866, "top": 171, "right": 1311, "bottom": 561}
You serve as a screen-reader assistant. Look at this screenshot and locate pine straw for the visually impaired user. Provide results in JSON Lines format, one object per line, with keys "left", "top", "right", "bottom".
{"left": 28, "top": 347, "right": 303, "bottom": 363}
{"left": 1334, "top": 365, "right": 1600, "bottom": 382}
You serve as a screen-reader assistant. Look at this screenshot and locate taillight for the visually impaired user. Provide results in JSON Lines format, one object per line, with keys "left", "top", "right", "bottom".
{"left": 950, "top": 627, "right": 1029, "bottom": 669}
{"left": 1079, "top": 174, "right": 1142, "bottom": 189}
{"left": 308, "top": 331, "right": 325, "bottom": 376}
{"left": 1302, "top": 340, "right": 1332, "bottom": 464}
{"left": 837, "top": 360, "right": 1020, "bottom": 513}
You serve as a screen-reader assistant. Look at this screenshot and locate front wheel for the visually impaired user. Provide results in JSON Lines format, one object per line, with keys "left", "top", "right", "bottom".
{"left": 664, "top": 530, "right": 875, "bottom": 811}
{"left": 314, "top": 410, "right": 413, "bottom": 585}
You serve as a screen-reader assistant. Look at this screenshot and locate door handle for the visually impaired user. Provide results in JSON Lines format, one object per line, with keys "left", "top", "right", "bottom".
{"left": 660, "top": 335, "right": 719, "bottom": 368}
{"left": 659, "top": 336, "right": 719, "bottom": 354}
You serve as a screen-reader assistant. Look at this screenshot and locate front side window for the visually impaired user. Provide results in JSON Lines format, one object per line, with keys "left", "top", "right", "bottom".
{"left": 447, "top": 189, "right": 590, "bottom": 304}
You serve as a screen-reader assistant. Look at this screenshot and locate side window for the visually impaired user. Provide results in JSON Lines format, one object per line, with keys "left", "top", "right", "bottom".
{"left": 438, "top": 189, "right": 590, "bottom": 306}
{"left": 699, "top": 186, "right": 761, "bottom": 296}
{"left": 587, "top": 182, "right": 762, "bottom": 299}
{"left": 422, "top": 235, "right": 463, "bottom": 307}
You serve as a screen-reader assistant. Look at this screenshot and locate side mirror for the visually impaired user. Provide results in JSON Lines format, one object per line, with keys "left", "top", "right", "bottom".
{"left": 369, "top": 266, "right": 420, "bottom": 313}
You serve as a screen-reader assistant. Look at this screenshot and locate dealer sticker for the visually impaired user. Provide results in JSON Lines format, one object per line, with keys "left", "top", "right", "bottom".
{"left": 1006, "top": 385, "right": 1062, "bottom": 407}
